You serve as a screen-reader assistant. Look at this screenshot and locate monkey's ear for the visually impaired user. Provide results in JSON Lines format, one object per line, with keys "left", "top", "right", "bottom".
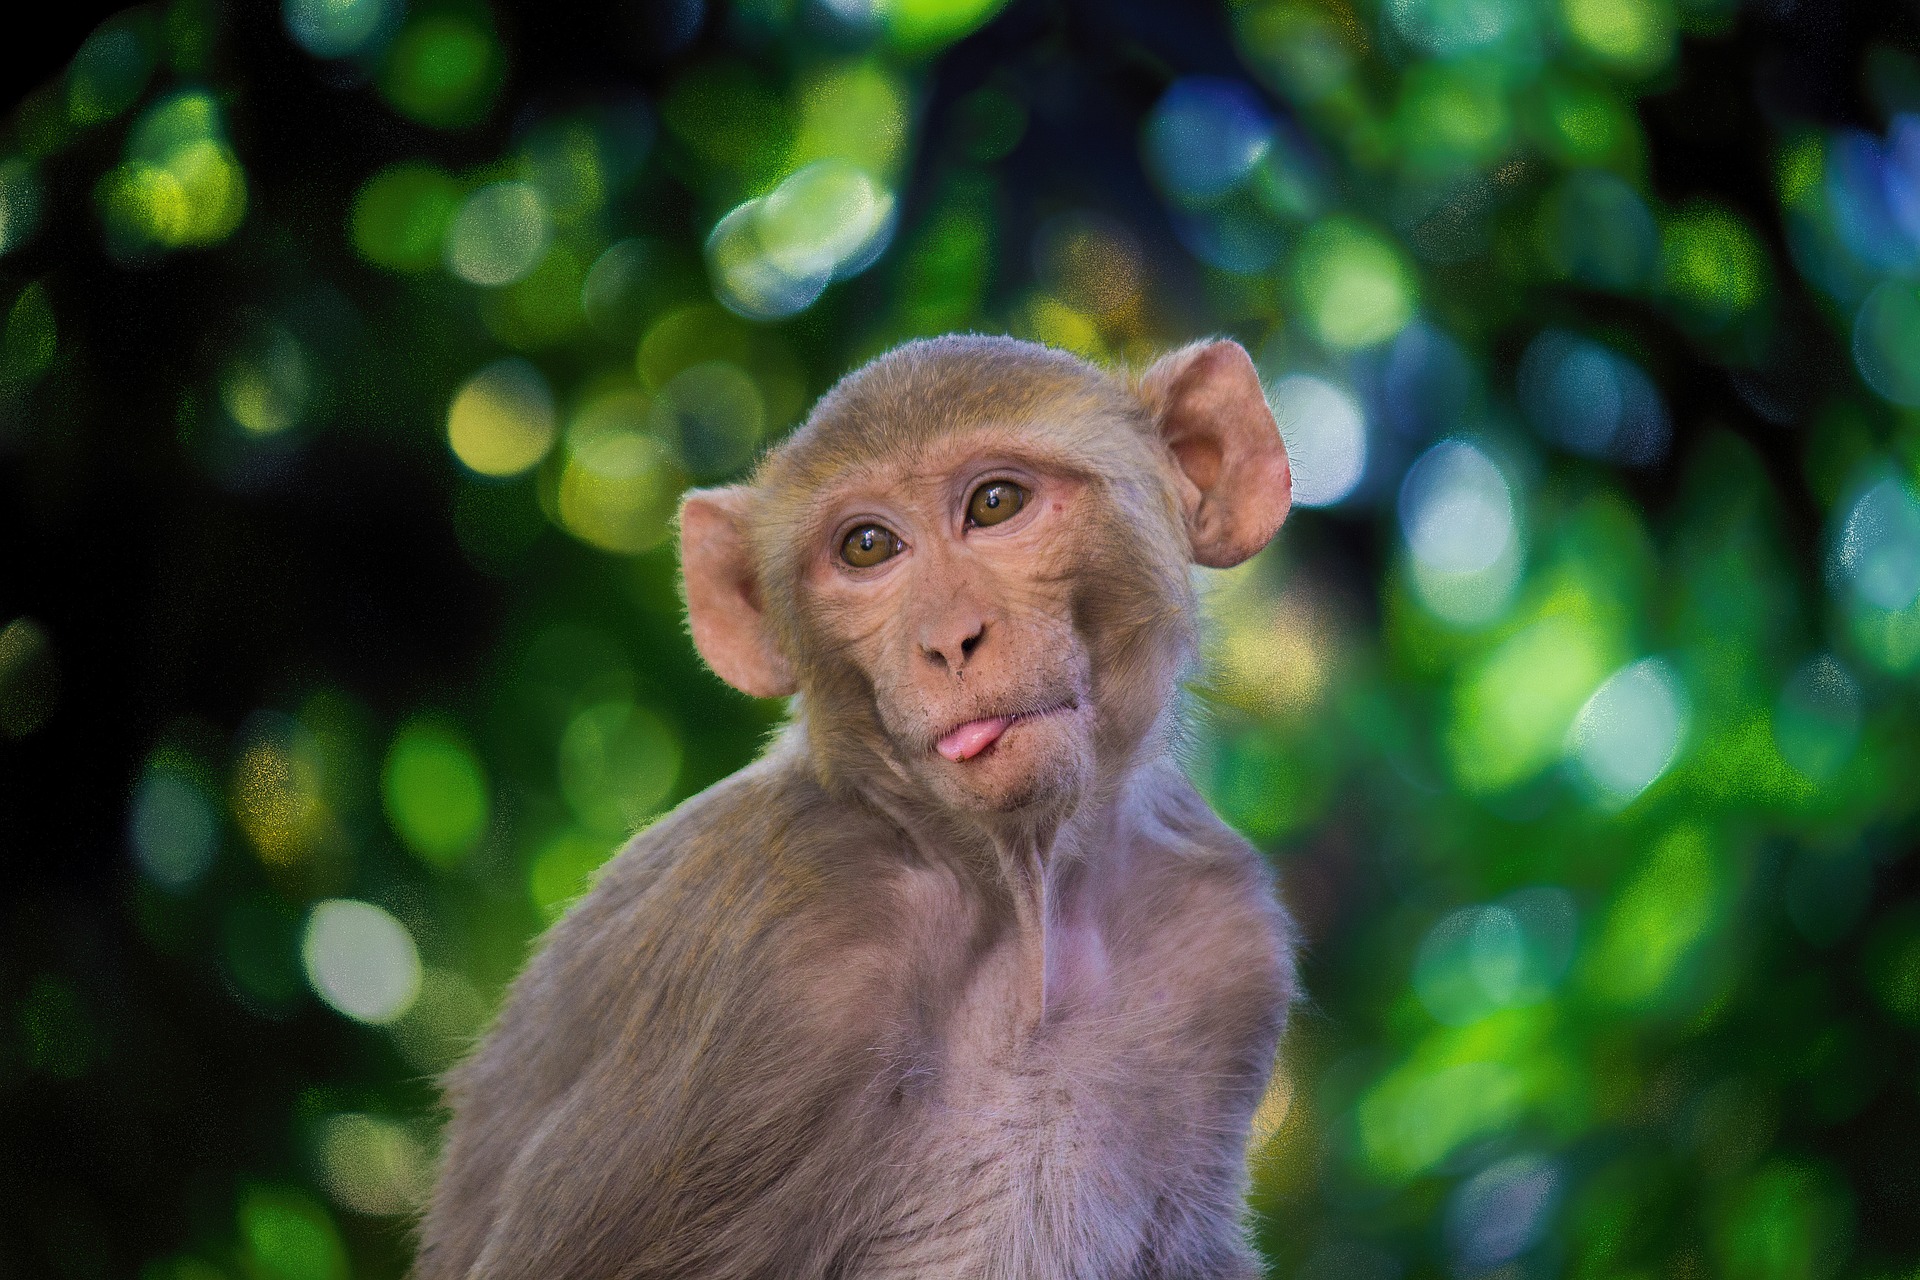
{"left": 679, "top": 487, "right": 797, "bottom": 699}
{"left": 1141, "top": 339, "right": 1292, "bottom": 569}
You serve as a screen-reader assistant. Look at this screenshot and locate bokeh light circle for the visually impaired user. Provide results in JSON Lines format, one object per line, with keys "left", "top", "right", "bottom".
{"left": 1516, "top": 329, "right": 1669, "bottom": 465}
{"left": 1386, "top": 0, "right": 1530, "bottom": 57}
{"left": 1567, "top": 656, "right": 1688, "bottom": 807}
{"left": 1446, "top": 1155, "right": 1561, "bottom": 1274}
{"left": 1413, "top": 887, "right": 1577, "bottom": 1026}
{"left": 651, "top": 361, "right": 765, "bottom": 480}
{"left": 1268, "top": 375, "right": 1366, "bottom": 508}
{"left": 446, "top": 358, "right": 556, "bottom": 477}
{"left": 350, "top": 162, "right": 460, "bottom": 273}
{"left": 129, "top": 764, "right": 218, "bottom": 891}
{"left": 283, "top": 0, "right": 395, "bottom": 59}
{"left": 706, "top": 162, "right": 895, "bottom": 320}
{"left": 1542, "top": 170, "right": 1658, "bottom": 291}
{"left": 1561, "top": 0, "right": 1673, "bottom": 75}
{"left": 444, "top": 182, "right": 551, "bottom": 287}
{"left": 300, "top": 899, "right": 422, "bottom": 1025}
{"left": 1294, "top": 220, "right": 1416, "bottom": 350}
{"left": 0, "top": 160, "right": 42, "bottom": 258}
{"left": 1831, "top": 470, "right": 1920, "bottom": 612}
{"left": 1144, "top": 77, "right": 1273, "bottom": 203}
{"left": 1399, "top": 440, "right": 1514, "bottom": 575}
{"left": 315, "top": 1112, "right": 429, "bottom": 1215}
{"left": 381, "top": 717, "right": 489, "bottom": 867}
{"left": 557, "top": 391, "right": 684, "bottom": 555}
{"left": 558, "top": 701, "right": 681, "bottom": 834}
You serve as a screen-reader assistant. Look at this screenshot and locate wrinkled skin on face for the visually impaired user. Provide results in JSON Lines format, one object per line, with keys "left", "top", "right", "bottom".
{"left": 683, "top": 335, "right": 1289, "bottom": 825}
{"left": 801, "top": 439, "right": 1099, "bottom": 812}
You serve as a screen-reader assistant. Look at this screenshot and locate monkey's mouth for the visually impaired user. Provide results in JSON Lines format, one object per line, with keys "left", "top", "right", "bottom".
{"left": 932, "top": 702, "right": 1073, "bottom": 763}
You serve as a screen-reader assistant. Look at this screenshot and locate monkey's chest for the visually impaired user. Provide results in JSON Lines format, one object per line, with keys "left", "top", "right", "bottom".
{"left": 857, "top": 925, "right": 1266, "bottom": 1279}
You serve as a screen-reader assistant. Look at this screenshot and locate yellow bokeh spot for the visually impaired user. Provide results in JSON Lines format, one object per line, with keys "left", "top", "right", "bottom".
{"left": 389, "top": 967, "right": 487, "bottom": 1072}
{"left": 1246, "top": 1049, "right": 1297, "bottom": 1164}
{"left": 223, "top": 365, "right": 294, "bottom": 435}
{"left": 220, "top": 329, "right": 310, "bottom": 437}
{"left": 554, "top": 390, "right": 686, "bottom": 554}
{"left": 96, "top": 92, "right": 248, "bottom": 255}
{"left": 1206, "top": 564, "right": 1332, "bottom": 720}
{"left": 231, "top": 738, "right": 327, "bottom": 868}
{"left": 1661, "top": 202, "right": 1767, "bottom": 321}
{"left": 1020, "top": 295, "right": 1105, "bottom": 360}
{"left": 1562, "top": 0, "right": 1675, "bottom": 76}
{"left": 447, "top": 358, "right": 556, "bottom": 477}
{"left": 101, "top": 163, "right": 191, "bottom": 244}
{"left": 316, "top": 1113, "right": 431, "bottom": 1216}
{"left": 1293, "top": 219, "right": 1416, "bottom": 351}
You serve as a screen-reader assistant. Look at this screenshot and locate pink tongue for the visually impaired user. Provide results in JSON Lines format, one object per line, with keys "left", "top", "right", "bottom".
{"left": 936, "top": 715, "right": 1015, "bottom": 762}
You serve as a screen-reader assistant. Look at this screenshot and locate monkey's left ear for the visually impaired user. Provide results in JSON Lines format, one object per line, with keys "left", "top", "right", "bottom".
{"left": 1141, "top": 339, "right": 1292, "bottom": 569}
{"left": 679, "top": 486, "right": 798, "bottom": 699}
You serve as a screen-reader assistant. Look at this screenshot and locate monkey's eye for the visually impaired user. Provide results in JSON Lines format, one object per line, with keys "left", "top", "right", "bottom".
{"left": 966, "top": 481, "right": 1027, "bottom": 528}
{"left": 840, "top": 524, "right": 900, "bottom": 568}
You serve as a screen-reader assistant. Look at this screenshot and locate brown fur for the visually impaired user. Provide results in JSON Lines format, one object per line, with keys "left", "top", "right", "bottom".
{"left": 416, "top": 335, "right": 1297, "bottom": 1279}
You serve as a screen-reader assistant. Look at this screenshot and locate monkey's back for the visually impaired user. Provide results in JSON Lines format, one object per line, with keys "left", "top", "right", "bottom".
{"left": 416, "top": 749, "right": 1292, "bottom": 1280}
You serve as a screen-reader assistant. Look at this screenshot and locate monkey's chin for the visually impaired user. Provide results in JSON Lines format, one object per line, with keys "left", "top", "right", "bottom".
{"left": 924, "top": 707, "right": 1091, "bottom": 814}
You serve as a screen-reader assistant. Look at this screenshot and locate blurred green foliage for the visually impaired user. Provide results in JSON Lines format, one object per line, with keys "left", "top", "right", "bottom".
{"left": 1, "top": 0, "right": 1918, "bottom": 1277}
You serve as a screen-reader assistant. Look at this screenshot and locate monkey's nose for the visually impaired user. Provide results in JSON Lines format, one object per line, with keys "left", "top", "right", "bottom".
{"left": 920, "top": 619, "right": 986, "bottom": 673}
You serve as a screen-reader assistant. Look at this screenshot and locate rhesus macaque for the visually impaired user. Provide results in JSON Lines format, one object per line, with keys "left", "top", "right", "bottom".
{"left": 417, "top": 335, "right": 1297, "bottom": 1280}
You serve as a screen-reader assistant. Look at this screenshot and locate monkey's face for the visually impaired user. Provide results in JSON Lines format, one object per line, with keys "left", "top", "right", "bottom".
{"left": 796, "top": 434, "right": 1108, "bottom": 812}
{"left": 678, "top": 336, "right": 1292, "bottom": 817}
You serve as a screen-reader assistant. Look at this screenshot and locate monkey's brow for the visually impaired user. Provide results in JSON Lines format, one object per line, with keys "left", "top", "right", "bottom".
{"left": 848, "top": 443, "right": 1093, "bottom": 493}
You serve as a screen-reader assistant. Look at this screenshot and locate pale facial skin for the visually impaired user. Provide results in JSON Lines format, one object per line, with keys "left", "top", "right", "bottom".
{"left": 416, "top": 335, "right": 1297, "bottom": 1280}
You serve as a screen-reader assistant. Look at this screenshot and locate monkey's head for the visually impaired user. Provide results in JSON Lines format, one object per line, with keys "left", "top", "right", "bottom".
{"left": 679, "top": 336, "right": 1290, "bottom": 817}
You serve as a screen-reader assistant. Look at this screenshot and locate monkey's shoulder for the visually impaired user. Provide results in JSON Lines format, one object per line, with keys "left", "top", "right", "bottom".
{"left": 470, "top": 756, "right": 891, "bottom": 1067}
{"left": 1131, "top": 769, "right": 1288, "bottom": 912}
{"left": 560, "top": 751, "right": 898, "bottom": 958}
{"left": 1113, "top": 772, "right": 1297, "bottom": 1009}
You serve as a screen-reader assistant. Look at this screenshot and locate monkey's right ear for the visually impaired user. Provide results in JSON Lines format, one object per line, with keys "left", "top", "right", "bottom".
{"left": 678, "top": 487, "right": 797, "bottom": 699}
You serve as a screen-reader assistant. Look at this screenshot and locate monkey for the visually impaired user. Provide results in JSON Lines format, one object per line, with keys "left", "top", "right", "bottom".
{"left": 415, "top": 334, "right": 1297, "bottom": 1280}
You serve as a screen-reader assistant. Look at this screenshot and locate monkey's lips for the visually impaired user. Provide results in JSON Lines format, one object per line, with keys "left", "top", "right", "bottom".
{"left": 933, "top": 704, "right": 1070, "bottom": 762}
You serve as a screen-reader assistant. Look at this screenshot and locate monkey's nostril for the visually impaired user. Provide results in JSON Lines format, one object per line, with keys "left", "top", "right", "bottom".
{"left": 921, "top": 621, "right": 985, "bottom": 671}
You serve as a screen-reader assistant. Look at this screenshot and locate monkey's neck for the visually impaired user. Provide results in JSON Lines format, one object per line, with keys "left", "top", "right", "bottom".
{"left": 805, "top": 717, "right": 1153, "bottom": 1030}
{"left": 960, "top": 782, "right": 1121, "bottom": 1028}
